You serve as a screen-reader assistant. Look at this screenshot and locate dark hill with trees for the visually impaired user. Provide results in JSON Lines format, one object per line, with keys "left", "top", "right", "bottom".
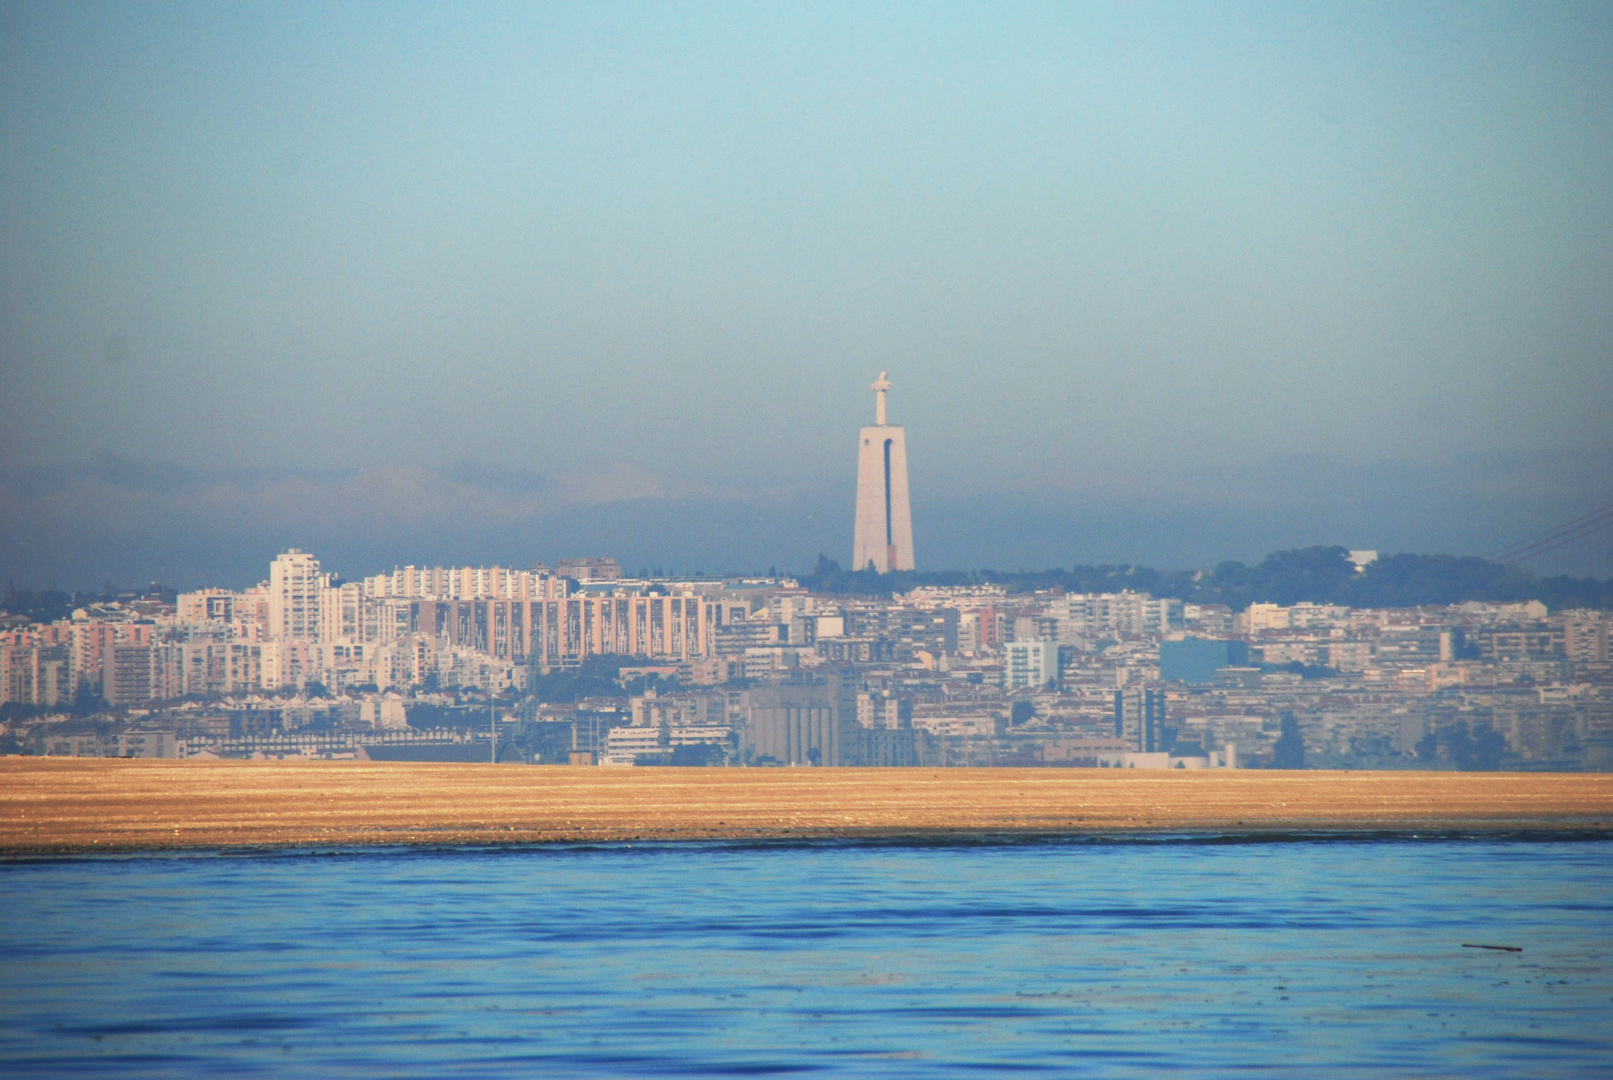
{"left": 798, "top": 547, "right": 1612, "bottom": 611}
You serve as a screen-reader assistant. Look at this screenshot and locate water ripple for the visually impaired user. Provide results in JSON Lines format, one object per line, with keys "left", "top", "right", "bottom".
{"left": 1, "top": 837, "right": 1609, "bottom": 1077}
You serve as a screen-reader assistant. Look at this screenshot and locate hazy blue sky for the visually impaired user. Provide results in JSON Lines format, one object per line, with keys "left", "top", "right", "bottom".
{"left": 2, "top": 2, "right": 1610, "bottom": 588}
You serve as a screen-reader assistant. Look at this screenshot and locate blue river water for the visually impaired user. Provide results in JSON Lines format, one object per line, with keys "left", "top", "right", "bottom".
{"left": 2, "top": 836, "right": 1610, "bottom": 1077}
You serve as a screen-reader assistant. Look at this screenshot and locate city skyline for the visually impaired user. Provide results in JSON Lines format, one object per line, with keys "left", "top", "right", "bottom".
{"left": 6, "top": 536, "right": 1608, "bottom": 773}
{"left": 4, "top": 8, "right": 1610, "bottom": 1074}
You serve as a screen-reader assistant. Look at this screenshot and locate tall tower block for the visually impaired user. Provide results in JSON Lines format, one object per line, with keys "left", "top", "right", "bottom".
{"left": 852, "top": 372, "right": 915, "bottom": 573}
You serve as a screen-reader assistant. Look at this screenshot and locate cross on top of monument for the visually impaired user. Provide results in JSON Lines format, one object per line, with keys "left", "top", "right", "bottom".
{"left": 871, "top": 371, "right": 892, "bottom": 425}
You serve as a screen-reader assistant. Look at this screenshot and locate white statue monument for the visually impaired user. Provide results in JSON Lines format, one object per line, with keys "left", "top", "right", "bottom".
{"left": 852, "top": 371, "right": 915, "bottom": 573}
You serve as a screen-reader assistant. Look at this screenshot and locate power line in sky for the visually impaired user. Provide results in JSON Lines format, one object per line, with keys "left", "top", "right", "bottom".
{"left": 1487, "top": 501, "right": 1613, "bottom": 566}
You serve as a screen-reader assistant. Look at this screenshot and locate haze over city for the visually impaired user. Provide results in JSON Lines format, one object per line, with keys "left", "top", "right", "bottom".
{"left": 5, "top": 10, "right": 1613, "bottom": 1079}
{"left": 2, "top": 2, "right": 1611, "bottom": 589}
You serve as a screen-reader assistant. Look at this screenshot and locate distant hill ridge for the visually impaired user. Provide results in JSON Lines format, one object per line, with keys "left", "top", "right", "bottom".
{"left": 801, "top": 547, "right": 1613, "bottom": 611}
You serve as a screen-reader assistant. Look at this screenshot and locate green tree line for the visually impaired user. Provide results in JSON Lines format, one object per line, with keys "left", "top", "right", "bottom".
{"left": 799, "top": 547, "right": 1612, "bottom": 611}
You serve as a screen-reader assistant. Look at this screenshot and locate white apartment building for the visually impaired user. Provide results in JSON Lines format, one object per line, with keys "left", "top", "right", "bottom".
{"left": 856, "top": 691, "right": 912, "bottom": 729}
{"left": 1056, "top": 592, "right": 1183, "bottom": 642}
{"left": 176, "top": 587, "right": 269, "bottom": 631}
{"left": 1565, "top": 612, "right": 1609, "bottom": 664}
{"left": 268, "top": 550, "right": 328, "bottom": 642}
{"left": 603, "top": 723, "right": 732, "bottom": 766}
{"left": 361, "top": 565, "right": 562, "bottom": 601}
{"left": 1005, "top": 639, "right": 1059, "bottom": 689}
{"left": 1244, "top": 602, "right": 1351, "bottom": 633}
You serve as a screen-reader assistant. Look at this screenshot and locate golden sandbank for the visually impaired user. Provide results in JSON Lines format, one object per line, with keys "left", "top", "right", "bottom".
{"left": 1, "top": 758, "right": 1609, "bottom": 854}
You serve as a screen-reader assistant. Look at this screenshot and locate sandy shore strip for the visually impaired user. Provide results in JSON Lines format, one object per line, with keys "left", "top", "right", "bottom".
{"left": 1, "top": 759, "right": 1610, "bottom": 853}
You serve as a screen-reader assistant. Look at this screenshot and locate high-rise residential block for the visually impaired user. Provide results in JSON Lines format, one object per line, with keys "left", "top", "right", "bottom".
{"left": 268, "top": 549, "right": 328, "bottom": 642}
{"left": 1114, "top": 687, "right": 1168, "bottom": 753}
{"left": 1004, "top": 639, "right": 1058, "bottom": 689}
